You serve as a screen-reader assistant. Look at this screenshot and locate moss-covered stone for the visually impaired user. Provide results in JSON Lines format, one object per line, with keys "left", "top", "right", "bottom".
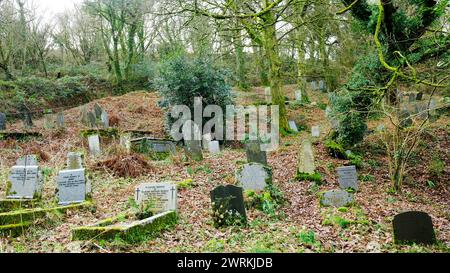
{"left": 71, "top": 210, "right": 178, "bottom": 243}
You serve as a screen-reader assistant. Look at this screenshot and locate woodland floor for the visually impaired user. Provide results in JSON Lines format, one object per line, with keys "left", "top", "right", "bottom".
{"left": 0, "top": 85, "right": 449, "bottom": 253}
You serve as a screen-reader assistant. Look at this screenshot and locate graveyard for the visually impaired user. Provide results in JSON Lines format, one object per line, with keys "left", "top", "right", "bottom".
{"left": 0, "top": 0, "right": 449, "bottom": 255}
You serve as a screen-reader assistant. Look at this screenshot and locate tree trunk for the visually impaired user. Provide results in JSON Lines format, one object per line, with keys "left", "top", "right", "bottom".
{"left": 234, "top": 25, "right": 248, "bottom": 91}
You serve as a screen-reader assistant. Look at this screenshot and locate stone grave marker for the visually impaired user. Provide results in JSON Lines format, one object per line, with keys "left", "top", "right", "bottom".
{"left": 325, "top": 106, "right": 332, "bottom": 118}
{"left": 184, "top": 140, "right": 203, "bottom": 161}
{"left": 393, "top": 211, "right": 436, "bottom": 245}
{"left": 337, "top": 165, "right": 358, "bottom": 191}
{"left": 56, "top": 112, "right": 65, "bottom": 128}
{"left": 289, "top": 121, "right": 299, "bottom": 133}
{"left": 295, "top": 90, "right": 302, "bottom": 102}
{"left": 321, "top": 190, "right": 354, "bottom": 207}
{"left": 149, "top": 140, "right": 176, "bottom": 154}
{"left": 236, "top": 163, "right": 272, "bottom": 192}
{"left": 94, "top": 103, "right": 103, "bottom": 118}
{"left": 319, "top": 80, "right": 326, "bottom": 91}
{"left": 202, "top": 133, "right": 212, "bottom": 150}
{"left": 245, "top": 140, "right": 268, "bottom": 165}
{"left": 120, "top": 134, "right": 132, "bottom": 152}
{"left": 416, "top": 92, "right": 423, "bottom": 101}
{"left": 23, "top": 110, "right": 33, "bottom": 129}
{"left": 311, "top": 81, "right": 318, "bottom": 91}
{"left": 311, "top": 126, "right": 320, "bottom": 137}
{"left": 80, "top": 106, "right": 89, "bottom": 125}
{"left": 43, "top": 109, "right": 55, "bottom": 129}
{"left": 67, "top": 152, "right": 84, "bottom": 170}
{"left": 265, "top": 87, "right": 272, "bottom": 103}
{"left": 135, "top": 183, "right": 178, "bottom": 214}
{"left": 0, "top": 112, "right": 6, "bottom": 130}
{"left": 298, "top": 140, "right": 315, "bottom": 175}
{"left": 409, "top": 93, "right": 416, "bottom": 103}
{"left": 87, "top": 111, "right": 96, "bottom": 127}
{"left": 7, "top": 155, "right": 43, "bottom": 199}
{"left": 57, "top": 168, "right": 87, "bottom": 205}
{"left": 100, "top": 110, "right": 109, "bottom": 128}
{"left": 399, "top": 109, "right": 413, "bottom": 128}
{"left": 208, "top": 141, "right": 220, "bottom": 154}
{"left": 88, "top": 134, "right": 101, "bottom": 156}
{"left": 210, "top": 185, "right": 247, "bottom": 226}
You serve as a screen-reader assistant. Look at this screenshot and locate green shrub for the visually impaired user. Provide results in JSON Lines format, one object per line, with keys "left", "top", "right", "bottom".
{"left": 325, "top": 139, "right": 347, "bottom": 159}
{"left": 296, "top": 172, "right": 323, "bottom": 183}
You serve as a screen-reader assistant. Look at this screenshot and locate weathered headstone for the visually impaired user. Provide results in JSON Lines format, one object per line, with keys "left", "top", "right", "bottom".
{"left": 393, "top": 211, "right": 436, "bottom": 245}
{"left": 325, "top": 106, "right": 332, "bottom": 118}
{"left": 87, "top": 111, "right": 96, "bottom": 127}
{"left": 245, "top": 140, "right": 267, "bottom": 165}
{"left": 337, "top": 165, "right": 358, "bottom": 191}
{"left": 183, "top": 122, "right": 203, "bottom": 161}
{"left": 88, "top": 134, "right": 101, "bottom": 156}
{"left": 265, "top": 87, "right": 272, "bottom": 103}
{"left": 7, "top": 156, "right": 43, "bottom": 199}
{"left": 236, "top": 163, "right": 272, "bottom": 191}
{"left": 311, "top": 81, "right": 318, "bottom": 91}
{"left": 23, "top": 110, "right": 33, "bottom": 129}
{"left": 210, "top": 185, "right": 247, "bottom": 226}
{"left": 100, "top": 110, "right": 109, "bottom": 128}
{"left": 80, "top": 106, "right": 89, "bottom": 126}
{"left": 56, "top": 112, "right": 65, "bottom": 128}
{"left": 399, "top": 109, "right": 413, "bottom": 128}
{"left": 94, "top": 103, "right": 103, "bottom": 118}
{"left": 311, "top": 126, "right": 320, "bottom": 137}
{"left": 321, "top": 190, "right": 354, "bottom": 207}
{"left": 0, "top": 112, "right": 6, "bottom": 130}
{"left": 149, "top": 140, "right": 176, "bottom": 154}
{"left": 295, "top": 90, "right": 302, "bottom": 102}
{"left": 319, "top": 80, "right": 326, "bottom": 91}
{"left": 43, "top": 109, "right": 54, "bottom": 129}
{"left": 135, "top": 183, "right": 178, "bottom": 214}
{"left": 67, "top": 152, "right": 84, "bottom": 170}
{"left": 208, "top": 141, "right": 220, "bottom": 154}
{"left": 57, "top": 169, "right": 87, "bottom": 205}
{"left": 120, "top": 134, "right": 132, "bottom": 152}
{"left": 408, "top": 93, "right": 416, "bottom": 103}
{"left": 202, "top": 133, "right": 212, "bottom": 150}
{"left": 298, "top": 140, "right": 315, "bottom": 175}
{"left": 289, "top": 120, "right": 299, "bottom": 133}
{"left": 416, "top": 92, "right": 423, "bottom": 101}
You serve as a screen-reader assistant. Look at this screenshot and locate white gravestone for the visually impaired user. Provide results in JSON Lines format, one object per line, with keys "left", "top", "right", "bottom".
{"left": 236, "top": 163, "right": 271, "bottom": 192}
{"left": 7, "top": 156, "right": 43, "bottom": 199}
{"left": 208, "top": 141, "right": 220, "bottom": 154}
{"left": 120, "top": 134, "right": 132, "bottom": 152}
{"left": 88, "top": 134, "right": 101, "bottom": 156}
{"left": 312, "top": 126, "right": 320, "bottom": 137}
{"left": 289, "top": 121, "right": 299, "bottom": 133}
{"left": 135, "top": 183, "right": 178, "bottom": 214}
{"left": 337, "top": 165, "right": 358, "bottom": 191}
{"left": 295, "top": 90, "right": 302, "bottom": 102}
{"left": 57, "top": 169, "right": 87, "bottom": 205}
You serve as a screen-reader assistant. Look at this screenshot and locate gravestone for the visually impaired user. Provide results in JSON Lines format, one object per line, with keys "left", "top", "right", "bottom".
{"left": 23, "top": 110, "right": 33, "bottom": 129}
{"left": 429, "top": 99, "right": 437, "bottom": 115}
{"left": 57, "top": 169, "right": 87, "bottom": 205}
{"left": 88, "top": 134, "right": 101, "bottom": 156}
{"left": 245, "top": 140, "right": 267, "bottom": 165}
{"left": 319, "top": 80, "right": 325, "bottom": 91}
{"left": 120, "top": 134, "right": 132, "bottom": 152}
{"left": 311, "top": 81, "right": 318, "bottom": 91}
{"left": 135, "top": 183, "right": 178, "bottom": 213}
{"left": 149, "top": 140, "right": 176, "bottom": 154}
{"left": 408, "top": 93, "right": 416, "bottom": 103}
{"left": 399, "top": 109, "right": 413, "bottom": 128}
{"left": 210, "top": 185, "right": 247, "bottom": 226}
{"left": 80, "top": 106, "right": 89, "bottom": 126}
{"left": 43, "top": 109, "right": 54, "bottom": 129}
{"left": 7, "top": 155, "right": 43, "bottom": 199}
{"left": 202, "top": 133, "right": 212, "bottom": 150}
{"left": 94, "top": 103, "right": 103, "bottom": 119}
{"left": 393, "top": 211, "right": 436, "bottom": 245}
{"left": 289, "top": 121, "right": 299, "bottom": 133}
{"left": 295, "top": 90, "right": 302, "bottom": 102}
{"left": 100, "top": 110, "right": 109, "bottom": 128}
{"left": 184, "top": 140, "right": 203, "bottom": 161}
{"left": 337, "top": 165, "right": 358, "bottom": 191}
{"left": 416, "top": 92, "right": 423, "bottom": 101}
{"left": 321, "top": 190, "right": 354, "bottom": 207}
{"left": 298, "top": 140, "right": 315, "bottom": 175}
{"left": 56, "top": 112, "right": 65, "bottom": 128}
{"left": 311, "top": 126, "right": 320, "bottom": 137}
{"left": 67, "top": 152, "right": 84, "bottom": 170}
{"left": 87, "top": 111, "right": 96, "bottom": 127}
{"left": 236, "top": 163, "right": 272, "bottom": 192}
{"left": 209, "top": 141, "right": 220, "bottom": 154}
{"left": 0, "top": 112, "right": 6, "bottom": 130}
{"left": 325, "top": 106, "right": 332, "bottom": 118}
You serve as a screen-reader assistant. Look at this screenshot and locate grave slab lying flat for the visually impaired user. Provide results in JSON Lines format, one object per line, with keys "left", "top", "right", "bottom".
{"left": 71, "top": 210, "right": 177, "bottom": 242}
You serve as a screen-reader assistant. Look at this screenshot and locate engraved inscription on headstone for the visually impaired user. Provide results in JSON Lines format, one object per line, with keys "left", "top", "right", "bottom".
{"left": 337, "top": 165, "right": 358, "bottom": 191}
{"left": 135, "top": 183, "right": 178, "bottom": 214}
{"left": 236, "top": 163, "right": 271, "bottom": 191}
{"left": 57, "top": 169, "right": 86, "bottom": 205}
{"left": 7, "top": 156, "right": 43, "bottom": 200}
{"left": 88, "top": 134, "right": 101, "bottom": 156}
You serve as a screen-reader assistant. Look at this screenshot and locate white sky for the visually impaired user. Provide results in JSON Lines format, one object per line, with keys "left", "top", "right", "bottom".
{"left": 34, "top": 0, "right": 82, "bottom": 20}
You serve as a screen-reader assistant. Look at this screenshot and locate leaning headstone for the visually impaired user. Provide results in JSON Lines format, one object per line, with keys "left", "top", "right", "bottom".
{"left": 236, "top": 163, "right": 272, "bottom": 192}
{"left": 321, "top": 190, "right": 354, "bottom": 207}
{"left": 7, "top": 155, "right": 43, "bottom": 199}
{"left": 311, "top": 126, "right": 320, "bottom": 137}
{"left": 56, "top": 112, "right": 65, "bottom": 129}
{"left": 210, "top": 185, "right": 247, "bottom": 227}
{"left": 298, "top": 140, "right": 315, "bottom": 175}
{"left": 337, "top": 165, "right": 358, "bottom": 191}
{"left": 67, "top": 152, "right": 84, "bottom": 170}
{"left": 0, "top": 112, "right": 6, "bottom": 130}
{"left": 289, "top": 121, "right": 299, "bottom": 133}
{"left": 57, "top": 168, "right": 87, "bottom": 205}
{"left": 209, "top": 141, "right": 220, "bottom": 155}
{"left": 295, "top": 90, "right": 302, "bottom": 102}
{"left": 88, "top": 134, "right": 101, "bottom": 156}
{"left": 245, "top": 140, "right": 267, "bottom": 165}
{"left": 393, "top": 211, "right": 436, "bottom": 245}
{"left": 135, "top": 183, "right": 178, "bottom": 214}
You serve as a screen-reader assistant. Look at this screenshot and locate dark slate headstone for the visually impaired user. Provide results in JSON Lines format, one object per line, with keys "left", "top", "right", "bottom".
{"left": 393, "top": 211, "right": 436, "bottom": 245}
{"left": 245, "top": 140, "right": 267, "bottom": 165}
{"left": 0, "top": 112, "right": 6, "bottom": 130}
{"left": 210, "top": 185, "right": 247, "bottom": 227}
{"left": 416, "top": 92, "right": 423, "bottom": 101}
